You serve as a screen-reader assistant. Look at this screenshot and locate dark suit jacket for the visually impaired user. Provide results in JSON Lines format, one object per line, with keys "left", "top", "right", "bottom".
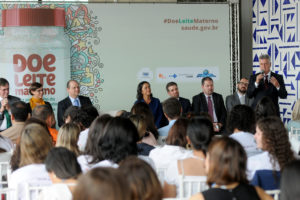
{"left": 0, "top": 95, "right": 20, "bottom": 127}
{"left": 178, "top": 97, "right": 191, "bottom": 114}
{"left": 191, "top": 92, "right": 227, "bottom": 126}
{"left": 225, "top": 92, "right": 253, "bottom": 113}
{"left": 57, "top": 95, "right": 92, "bottom": 127}
{"left": 247, "top": 72, "right": 287, "bottom": 114}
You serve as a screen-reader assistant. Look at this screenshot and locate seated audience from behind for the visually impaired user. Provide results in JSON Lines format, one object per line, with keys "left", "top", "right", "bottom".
{"left": 77, "top": 115, "right": 112, "bottom": 173}
{"left": 39, "top": 147, "right": 82, "bottom": 200}
{"left": 77, "top": 105, "right": 99, "bottom": 152}
{"left": 280, "top": 160, "right": 300, "bottom": 200}
{"left": 32, "top": 105, "right": 58, "bottom": 143}
{"left": 286, "top": 98, "right": 300, "bottom": 132}
{"left": 158, "top": 97, "right": 182, "bottom": 137}
{"left": 190, "top": 137, "right": 272, "bottom": 200}
{"left": 9, "top": 123, "right": 53, "bottom": 200}
{"left": 164, "top": 117, "right": 213, "bottom": 198}
{"left": 56, "top": 123, "right": 80, "bottom": 156}
{"left": 1, "top": 101, "right": 29, "bottom": 144}
{"left": 248, "top": 116, "right": 295, "bottom": 190}
{"left": 119, "top": 156, "right": 163, "bottom": 200}
{"left": 63, "top": 106, "right": 87, "bottom": 131}
{"left": 115, "top": 110, "right": 131, "bottom": 118}
{"left": 255, "top": 96, "right": 277, "bottom": 121}
{"left": 226, "top": 105, "right": 261, "bottom": 157}
{"left": 131, "top": 102, "right": 159, "bottom": 139}
{"left": 149, "top": 118, "right": 192, "bottom": 170}
{"left": 130, "top": 114, "right": 155, "bottom": 155}
{"left": 73, "top": 167, "right": 131, "bottom": 200}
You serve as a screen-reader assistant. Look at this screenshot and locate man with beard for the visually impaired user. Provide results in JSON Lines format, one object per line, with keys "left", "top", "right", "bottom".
{"left": 225, "top": 78, "right": 253, "bottom": 112}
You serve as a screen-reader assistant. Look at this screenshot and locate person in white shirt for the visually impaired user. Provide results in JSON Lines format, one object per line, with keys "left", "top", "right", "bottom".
{"left": 38, "top": 147, "right": 82, "bottom": 200}
{"left": 9, "top": 123, "right": 53, "bottom": 200}
{"left": 227, "top": 105, "right": 261, "bottom": 157}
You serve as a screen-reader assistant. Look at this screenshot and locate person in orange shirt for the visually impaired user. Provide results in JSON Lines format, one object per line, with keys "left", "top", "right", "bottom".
{"left": 32, "top": 105, "right": 58, "bottom": 144}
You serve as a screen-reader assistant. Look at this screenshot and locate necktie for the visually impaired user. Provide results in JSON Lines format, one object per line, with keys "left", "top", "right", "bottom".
{"left": 74, "top": 99, "right": 79, "bottom": 107}
{"left": 264, "top": 75, "right": 269, "bottom": 89}
{"left": 3, "top": 110, "right": 12, "bottom": 128}
{"left": 207, "top": 96, "right": 214, "bottom": 122}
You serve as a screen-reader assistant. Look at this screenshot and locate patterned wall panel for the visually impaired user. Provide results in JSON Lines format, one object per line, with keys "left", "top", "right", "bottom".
{"left": 253, "top": 0, "right": 300, "bottom": 123}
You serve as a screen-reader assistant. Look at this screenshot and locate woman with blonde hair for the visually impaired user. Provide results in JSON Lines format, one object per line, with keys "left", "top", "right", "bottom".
{"left": 56, "top": 123, "right": 80, "bottom": 156}
{"left": 286, "top": 98, "right": 300, "bottom": 132}
{"left": 9, "top": 123, "right": 53, "bottom": 200}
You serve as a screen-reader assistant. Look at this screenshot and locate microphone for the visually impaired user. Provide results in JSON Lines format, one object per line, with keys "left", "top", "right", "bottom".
{"left": 261, "top": 70, "right": 265, "bottom": 75}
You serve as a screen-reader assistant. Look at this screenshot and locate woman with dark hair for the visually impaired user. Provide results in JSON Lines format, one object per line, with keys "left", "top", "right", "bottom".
{"left": 164, "top": 117, "right": 213, "bottom": 197}
{"left": 73, "top": 167, "right": 131, "bottom": 200}
{"left": 280, "top": 160, "right": 300, "bottom": 200}
{"left": 134, "top": 81, "right": 163, "bottom": 128}
{"left": 77, "top": 115, "right": 112, "bottom": 173}
{"left": 27, "top": 82, "right": 53, "bottom": 114}
{"left": 255, "top": 96, "right": 277, "bottom": 121}
{"left": 227, "top": 105, "right": 261, "bottom": 157}
{"left": 39, "top": 147, "right": 82, "bottom": 200}
{"left": 9, "top": 123, "right": 53, "bottom": 200}
{"left": 248, "top": 116, "right": 295, "bottom": 190}
{"left": 119, "top": 156, "right": 163, "bottom": 200}
{"left": 190, "top": 137, "right": 272, "bottom": 200}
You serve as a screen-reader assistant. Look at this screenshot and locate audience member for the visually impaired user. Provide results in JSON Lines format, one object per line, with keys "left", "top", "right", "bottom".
{"left": 73, "top": 167, "right": 131, "bottom": 200}
{"left": 280, "top": 160, "right": 300, "bottom": 200}
{"left": 286, "top": 98, "right": 300, "bottom": 132}
{"left": 119, "top": 156, "right": 163, "bottom": 200}
{"left": 39, "top": 147, "right": 82, "bottom": 200}
{"left": 149, "top": 118, "right": 192, "bottom": 170}
{"left": 248, "top": 116, "right": 295, "bottom": 190}
{"left": 57, "top": 80, "right": 92, "bottom": 127}
{"left": 166, "top": 82, "right": 191, "bottom": 114}
{"left": 134, "top": 81, "right": 163, "bottom": 128}
{"left": 164, "top": 117, "right": 213, "bottom": 197}
{"left": 1, "top": 101, "right": 29, "bottom": 144}
{"left": 0, "top": 78, "right": 20, "bottom": 131}
{"left": 77, "top": 115, "right": 112, "bottom": 172}
{"left": 56, "top": 123, "right": 80, "bottom": 156}
{"left": 32, "top": 105, "right": 57, "bottom": 143}
{"left": 190, "top": 137, "right": 272, "bottom": 200}
{"left": 63, "top": 106, "right": 88, "bottom": 131}
{"left": 9, "top": 123, "right": 53, "bottom": 200}
{"left": 255, "top": 96, "right": 277, "bottom": 121}
{"left": 192, "top": 77, "right": 227, "bottom": 133}
{"left": 225, "top": 77, "right": 253, "bottom": 112}
{"left": 158, "top": 97, "right": 181, "bottom": 137}
{"left": 27, "top": 82, "right": 53, "bottom": 114}
{"left": 227, "top": 105, "right": 261, "bottom": 157}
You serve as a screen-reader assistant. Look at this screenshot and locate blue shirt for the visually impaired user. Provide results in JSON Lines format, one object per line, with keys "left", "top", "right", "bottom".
{"left": 158, "top": 119, "right": 176, "bottom": 136}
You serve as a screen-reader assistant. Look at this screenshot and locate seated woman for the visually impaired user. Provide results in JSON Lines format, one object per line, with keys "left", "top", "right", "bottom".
{"left": 119, "top": 156, "right": 163, "bottom": 200}
{"left": 255, "top": 96, "right": 277, "bottom": 121}
{"left": 56, "top": 123, "right": 81, "bottom": 156}
{"left": 286, "top": 98, "right": 300, "bottom": 132}
{"left": 77, "top": 115, "right": 112, "bottom": 173}
{"left": 39, "top": 147, "right": 82, "bottom": 200}
{"left": 9, "top": 123, "right": 53, "bottom": 200}
{"left": 73, "top": 167, "right": 131, "bottom": 200}
{"left": 27, "top": 82, "right": 53, "bottom": 114}
{"left": 280, "top": 160, "right": 300, "bottom": 200}
{"left": 164, "top": 117, "right": 213, "bottom": 198}
{"left": 149, "top": 118, "right": 192, "bottom": 169}
{"left": 134, "top": 81, "right": 163, "bottom": 128}
{"left": 248, "top": 116, "right": 295, "bottom": 190}
{"left": 190, "top": 137, "right": 272, "bottom": 200}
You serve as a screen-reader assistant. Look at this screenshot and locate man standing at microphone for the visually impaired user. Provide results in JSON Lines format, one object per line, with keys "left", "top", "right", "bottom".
{"left": 0, "top": 78, "right": 20, "bottom": 132}
{"left": 247, "top": 54, "right": 287, "bottom": 116}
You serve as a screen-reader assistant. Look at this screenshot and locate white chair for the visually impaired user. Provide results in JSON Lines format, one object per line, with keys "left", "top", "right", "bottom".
{"left": 289, "top": 127, "right": 300, "bottom": 153}
{"left": 0, "top": 162, "right": 11, "bottom": 188}
{"left": 266, "top": 189, "right": 280, "bottom": 200}
{"left": 25, "top": 183, "right": 48, "bottom": 200}
{"left": 179, "top": 175, "right": 208, "bottom": 199}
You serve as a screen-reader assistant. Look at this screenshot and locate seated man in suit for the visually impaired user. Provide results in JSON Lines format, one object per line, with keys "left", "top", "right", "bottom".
{"left": 0, "top": 78, "right": 20, "bottom": 132}
{"left": 247, "top": 54, "right": 287, "bottom": 116}
{"left": 166, "top": 82, "right": 191, "bottom": 114}
{"left": 192, "top": 77, "right": 227, "bottom": 133}
{"left": 57, "top": 80, "right": 92, "bottom": 127}
{"left": 225, "top": 77, "right": 253, "bottom": 112}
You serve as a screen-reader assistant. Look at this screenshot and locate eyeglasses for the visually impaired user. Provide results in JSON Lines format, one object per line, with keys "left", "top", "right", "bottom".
{"left": 238, "top": 82, "right": 248, "bottom": 86}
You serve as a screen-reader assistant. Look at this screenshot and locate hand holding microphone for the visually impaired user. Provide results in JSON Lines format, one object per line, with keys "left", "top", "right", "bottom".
{"left": 0, "top": 98, "right": 8, "bottom": 113}
{"left": 256, "top": 70, "right": 265, "bottom": 84}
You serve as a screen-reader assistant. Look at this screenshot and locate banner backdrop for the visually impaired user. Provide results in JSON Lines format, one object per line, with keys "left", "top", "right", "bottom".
{"left": 0, "top": 3, "right": 230, "bottom": 113}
